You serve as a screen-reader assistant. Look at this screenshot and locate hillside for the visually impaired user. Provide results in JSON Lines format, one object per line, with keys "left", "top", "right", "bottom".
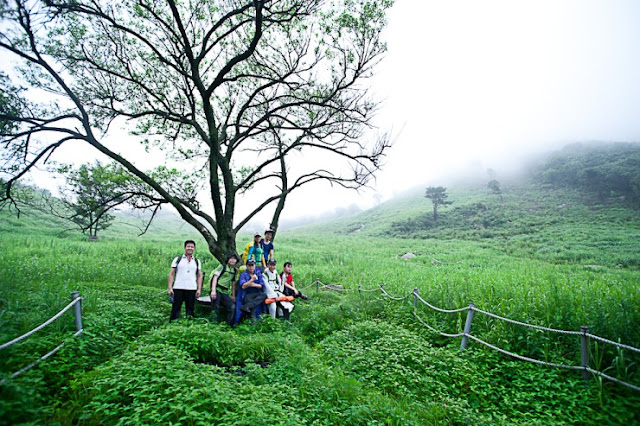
{"left": 1, "top": 145, "right": 639, "bottom": 424}
{"left": 291, "top": 180, "right": 639, "bottom": 269}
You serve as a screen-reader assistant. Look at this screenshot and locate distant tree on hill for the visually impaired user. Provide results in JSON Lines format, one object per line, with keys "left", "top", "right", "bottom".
{"left": 425, "top": 186, "right": 452, "bottom": 221}
{"left": 488, "top": 179, "right": 503, "bottom": 201}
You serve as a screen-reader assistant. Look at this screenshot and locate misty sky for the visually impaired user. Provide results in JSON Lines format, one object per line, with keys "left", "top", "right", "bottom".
{"left": 8, "top": 0, "right": 640, "bottom": 229}
{"left": 301, "top": 0, "right": 640, "bottom": 217}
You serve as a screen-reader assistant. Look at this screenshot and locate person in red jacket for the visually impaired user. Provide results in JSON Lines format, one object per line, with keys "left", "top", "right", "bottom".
{"left": 280, "top": 261, "right": 308, "bottom": 300}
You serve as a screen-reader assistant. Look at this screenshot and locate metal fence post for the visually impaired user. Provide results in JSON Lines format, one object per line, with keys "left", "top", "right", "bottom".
{"left": 460, "top": 303, "right": 475, "bottom": 350}
{"left": 71, "top": 291, "right": 83, "bottom": 332}
{"left": 315, "top": 279, "right": 320, "bottom": 292}
{"left": 413, "top": 288, "right": 419, "bottom": 309}
{"left": 580, "top": 326, "right": 590, "bottom": 380}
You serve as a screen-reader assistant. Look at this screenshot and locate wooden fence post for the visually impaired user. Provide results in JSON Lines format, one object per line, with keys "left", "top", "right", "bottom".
{"left": 71, "top": 291, "right": 83, "bottom": 332}
{"left": 580, "top": 326, "right": 590, "bottom": 380}
{"left": 315, "top": 279, "right": 320, "bottom": 292}
{"left": 460, "top": 303, "right": 475, "bottom": 350}
{"left": 413, "top": 288, "right": 419, "bottom": 309}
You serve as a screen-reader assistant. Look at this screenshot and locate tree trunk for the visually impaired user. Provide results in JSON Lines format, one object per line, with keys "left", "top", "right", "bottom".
{"left": 208, "top": 222, "right": 237, "bottom": 263}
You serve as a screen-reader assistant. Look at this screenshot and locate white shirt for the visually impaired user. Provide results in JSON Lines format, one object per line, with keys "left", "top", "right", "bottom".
{"left": 263, "top": 269, "right": 281, "bottom": 298}
{"left": 171, "top": 255, "right": 201, "bottom": 290}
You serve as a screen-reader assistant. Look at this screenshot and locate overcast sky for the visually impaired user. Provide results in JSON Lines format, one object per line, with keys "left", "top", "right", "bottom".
{"left": 12, "top": 0, "right": 640, "bottom": 228}
{"left": 276, "top": 0, "right": 640, "bottom": 222}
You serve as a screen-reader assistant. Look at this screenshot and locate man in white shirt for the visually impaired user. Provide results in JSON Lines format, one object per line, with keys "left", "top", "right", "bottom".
{"left": 168, "top": 240, "right": 203, "bottom": 322}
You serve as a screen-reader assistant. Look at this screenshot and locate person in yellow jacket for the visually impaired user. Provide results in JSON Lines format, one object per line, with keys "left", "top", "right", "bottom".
{"left": 243, "top": 232, "right": 266, "bottom": 271}
{"left": 242, "top": 232, "right": 261, "bottom": 263}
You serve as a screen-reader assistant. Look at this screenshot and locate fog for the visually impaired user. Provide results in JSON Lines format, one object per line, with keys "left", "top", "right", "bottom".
{"left": 9, "top": 0, "right": 640, "bottom": 232}
{"left": 272, "top": 0, "right": 640, "bottom": 227}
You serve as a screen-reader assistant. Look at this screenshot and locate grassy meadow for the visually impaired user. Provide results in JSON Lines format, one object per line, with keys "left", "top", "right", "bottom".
{"left": 0, "top": 181, "right": 639, "bottom": 425}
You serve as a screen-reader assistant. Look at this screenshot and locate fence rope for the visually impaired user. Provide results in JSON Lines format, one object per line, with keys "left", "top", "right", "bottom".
{"left": 358, "top": 284, "right": 383, "bottom": 293}
{"left": 472, "top": 307, "right": 583, "bottom": 336}
{"left": 0, "top": 329, "right": 84, "bottom": 385}
{"left": 412, "top": 310, "right": 466, "bottom": 338}
{"left": 464, "top": 334, "right": 583, "bottom": 370}
{"left": 586, "top": 333, "right": 640, "bottom": 355}
{"left": 357, "top": 283, "right": 640, "bottom": 392}
{"left": 379, "top": 287, "right": 411, "bottom": 301}
{"left": 300, "top": 279, "right": 356, "bottom": 292}
{"left": 299, "top": 279, "right": 319, "bottom": 291}
{"left": 585, "top": 367, "right": 640, "bottom": 393}
{"left": 0, "top": 297, "right": 83, "bottom": 351}
{"left": 413, "top": 291, "right": 468, "bottom": 313}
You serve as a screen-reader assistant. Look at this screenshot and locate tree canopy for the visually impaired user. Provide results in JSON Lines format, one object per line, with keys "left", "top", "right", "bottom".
{"left": 57, "top": 161, "right": 148, "bottom": 238}
{"left": 0, "top": 0, "right": 393, "bottom": 261}
{"left": 487, "top": 179, "right": 502, "bottom": 201}
{"left": 424, "top": 186, "right": 452, "bottom": 221}
{"left": 533, "top": 142, "right": 640, "bottom": 205}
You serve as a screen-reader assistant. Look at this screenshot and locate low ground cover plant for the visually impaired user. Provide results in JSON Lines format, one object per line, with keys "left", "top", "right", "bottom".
{"left": 0, "top": 180, "right": 638, "bottom": 424}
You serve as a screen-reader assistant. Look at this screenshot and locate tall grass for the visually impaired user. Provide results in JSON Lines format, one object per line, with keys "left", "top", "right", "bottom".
{"left": 0, "top": 181, "right": 639, "bottom": 424}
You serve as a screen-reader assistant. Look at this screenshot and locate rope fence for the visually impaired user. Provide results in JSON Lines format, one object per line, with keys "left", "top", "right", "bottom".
{"left": 3, "top": 279, "right": 637, "bottom": 393}
{"left": 314, "top": 282, "right": 640, "bottom": 393}
{"left": 472, "top": 306, "right": 582, "bottom": 336}
{"left": 0, "top": 291, "right": 84, "bottom": 384}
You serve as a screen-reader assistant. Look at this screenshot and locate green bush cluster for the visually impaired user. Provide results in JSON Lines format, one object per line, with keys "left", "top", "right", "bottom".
{"left": 68, "top": 322, "right": 450, "bottom": 425}
{"left": 319, "top": 320, "right": 622, "bottom": 424}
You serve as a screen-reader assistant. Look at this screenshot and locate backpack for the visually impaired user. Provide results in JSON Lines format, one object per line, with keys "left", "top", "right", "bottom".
{"left": 210, "top": 263, "right": 238, "bottom": 291}
{"left": 280, "top": 272, "right": 294, "bottom": 296}
{"left": 173, "top": 255, "right": 201, "bottom": 278}
{"left": 241, "top": 242, "right": 252, "bottom": 264}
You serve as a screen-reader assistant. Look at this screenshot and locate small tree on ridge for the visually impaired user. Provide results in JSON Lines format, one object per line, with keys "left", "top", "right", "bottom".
{"left": 425, "top": 186, "right": 452, "bottom": 221}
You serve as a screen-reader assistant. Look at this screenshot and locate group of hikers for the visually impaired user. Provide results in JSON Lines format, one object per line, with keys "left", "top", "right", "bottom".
{"left": 167, "top": 230, "right": 307, "bottom": 325}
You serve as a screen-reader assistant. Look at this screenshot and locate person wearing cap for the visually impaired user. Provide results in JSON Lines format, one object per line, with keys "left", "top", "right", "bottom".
{"left": 261, "top": 229, "right": 275, "bottom": 265}
{"left": 246, "top": 232, "right": 266, "bottom": 272}
{"left": 236, "top": 259, "right": 267, "bottom": 322}
{"left": 210, "top": 253, "right": 239, "bottom": 326}
{"left": 263, "top": 259, "right": 294, "bottom": 319}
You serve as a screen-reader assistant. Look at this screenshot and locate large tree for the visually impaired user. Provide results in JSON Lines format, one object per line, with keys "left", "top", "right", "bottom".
{"left": 0, "top": 0, "right": 392, "bottom": 261}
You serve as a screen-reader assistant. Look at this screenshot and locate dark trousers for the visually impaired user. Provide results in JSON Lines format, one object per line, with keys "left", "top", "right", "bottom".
{"left": 211, "top": 291, "right": 235, "bottom": 326}
{"left": 170, "top": 289, "right": 196, "bottom": 322}
{"left": 275, "top": 302, "right": 291, "bottom": 320}
{"left": 242, "top": 292, "right": 267, "bottom": 318}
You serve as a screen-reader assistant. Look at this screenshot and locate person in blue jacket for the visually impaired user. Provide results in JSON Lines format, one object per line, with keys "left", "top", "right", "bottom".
{"left": 261, "top": 229, "right": 275, "bottom": 265}
{"left": 236, "top": 259, "right": 267, "bottom": 323}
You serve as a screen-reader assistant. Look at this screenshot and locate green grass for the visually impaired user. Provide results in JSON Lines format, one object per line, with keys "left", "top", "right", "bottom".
{"left": 0, "top": 181, "right": 639, "bottom": 425}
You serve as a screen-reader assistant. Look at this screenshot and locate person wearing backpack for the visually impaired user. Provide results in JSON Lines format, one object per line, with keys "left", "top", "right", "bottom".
{"left": 168, "top": 240, "right": 203, "bottom": 322}
{"left": 263, "top": 259, "right": 294, "bottom": 320}
{"left": 210, "top": 253, "right": 240, "bottom": 326}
